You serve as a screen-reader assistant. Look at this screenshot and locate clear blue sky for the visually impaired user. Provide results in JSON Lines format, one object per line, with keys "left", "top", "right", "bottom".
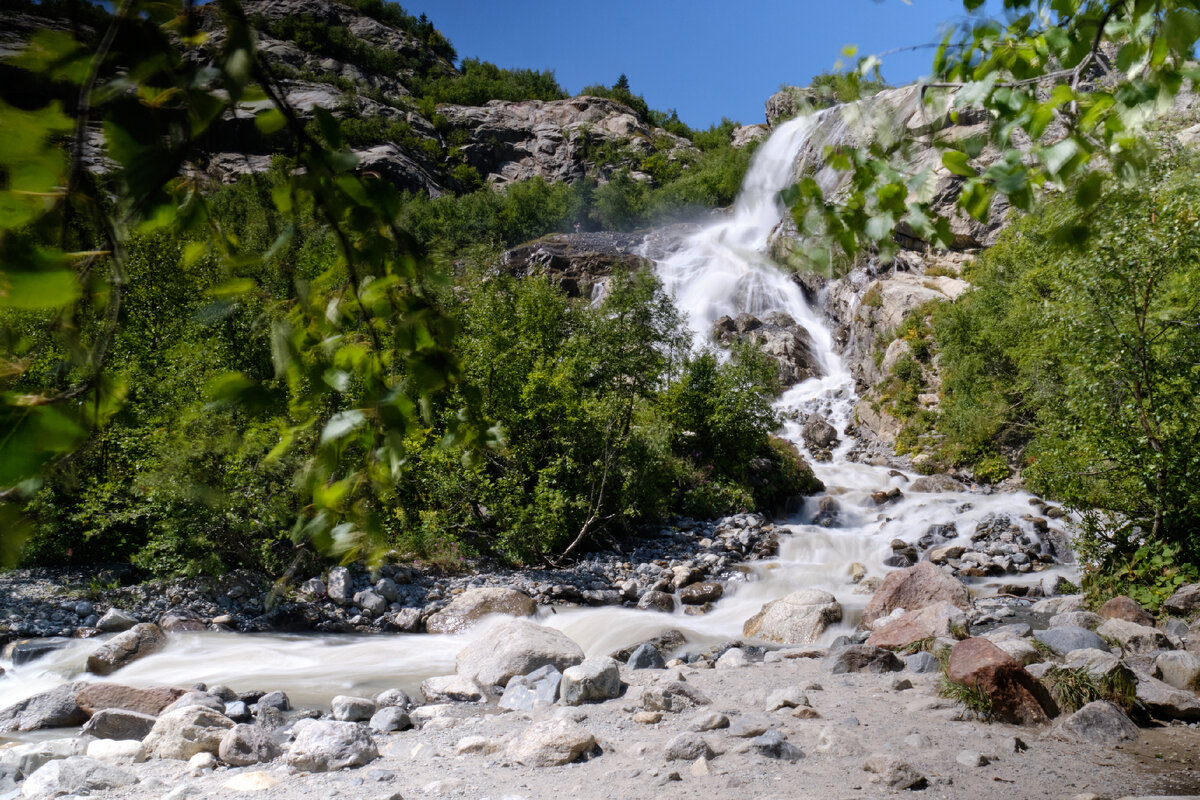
{"left": 400, "top": 1, "right": 1000, "bottom": 129}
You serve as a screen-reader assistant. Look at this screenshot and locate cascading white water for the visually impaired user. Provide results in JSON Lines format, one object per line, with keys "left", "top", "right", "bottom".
{"left": 0, "top": 111, "right": 1077, "bottom": 721}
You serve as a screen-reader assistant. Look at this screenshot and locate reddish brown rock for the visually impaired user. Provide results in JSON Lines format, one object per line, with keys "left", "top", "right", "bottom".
{"left": 1098, "top": 596, "right": 1156, "bottom": 628}
{"left": 861, "top": 562, "right": 970, "bottom": 628}
{"left": 76, "top": 684, "right": 188, "bottom": 717}
{"left": 865, "top": 601, "right": 967, "bottom": 649}
{"left": 947, "top": 638, "right": 1058, "bottom": 725}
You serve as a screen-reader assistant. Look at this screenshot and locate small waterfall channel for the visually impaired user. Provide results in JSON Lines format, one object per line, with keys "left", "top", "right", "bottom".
{"left": 0, "top": 111, "right": 1077, "bottom": 720}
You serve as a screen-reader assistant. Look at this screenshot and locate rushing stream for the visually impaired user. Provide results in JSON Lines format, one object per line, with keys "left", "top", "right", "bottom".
{"left": 0, "top": 111, "right": 1077, "bottom": 718}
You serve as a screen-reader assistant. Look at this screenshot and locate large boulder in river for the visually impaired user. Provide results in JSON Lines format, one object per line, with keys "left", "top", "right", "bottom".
{"left": 801, "top": 416, "right": 839, "bottom": 451}
{"left": 947, "top": 638, "right": 1058, "bottom": 725}
{"left": 861, "top": 562, "right": 970, "bottom": 628}
{"left": 456, "top": 620, "right": 584, "bottom": 689}
{"left": 0, "top": 682, "right": 87, "bottom": 733}
{"left": 76, "top": 684, "right": 186, "bottom": 717}
{"left": 743, "top": 589, "right": 842, "bottom": 644}
{"left": 80, "top": 709, "right": 157, "bottom": 741}
{"left": 712, "top": 312, "right": 822, "bottom": 386}
{"left": 285, "top": 719, "right": 378, "bottom": 772}
{"left": 85, "top": 623, "right": 167, "bottom": 676}
{"left": 425, "top": 587, "right": 537, "bottom": 634}
{"left": 140, "top": 705, "right": 235, "bottom": 760}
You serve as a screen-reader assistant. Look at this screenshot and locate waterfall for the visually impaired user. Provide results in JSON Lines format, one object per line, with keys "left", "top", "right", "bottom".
{"left": 0, "top": 112, "right": 1077, "bottom": 717}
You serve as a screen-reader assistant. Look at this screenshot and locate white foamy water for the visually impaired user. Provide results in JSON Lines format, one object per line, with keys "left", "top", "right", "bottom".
{"left": 0, "top": 111, "right": 1077, "bottom": 719}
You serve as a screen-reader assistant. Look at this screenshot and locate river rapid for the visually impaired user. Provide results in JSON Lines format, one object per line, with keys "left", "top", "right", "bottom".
{"left": 0, "top": 111, "right": 1077, "bottom": 717}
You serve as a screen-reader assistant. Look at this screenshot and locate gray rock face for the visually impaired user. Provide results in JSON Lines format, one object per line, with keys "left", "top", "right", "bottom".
{"left": 506, "top": 718, "right": 596, "bottom": 767}
{"left": 330, "top": 695, "right": 376, "bottom": 722}
{"left": 1134, "top": 672, "right": 1200, "bottom": 720}
{"left": 1096, "top": 618, "right": 1172, "bottom": 655}
{"left": 499, "top": 665, "right": 562, "bottom": 711}
{"left": 752, "top": 729, "right": 803, "bottom": 761}
{"left": 1154, "top": 651, "right": 1200, "bottom": 690}
{"left": 1164, "top": 583, "right": 1200, "bottom": 616}
{"left": 455, "top": 620, "right": 584, "bottom": 689}
{"left": 20, "top": 756, "right": 136, "bottom": 800}
{"left": 713, "top": 313, "right": 822, "bottom": 386}
{"left": 824, "top": 645, "right": 905, "bottom": 675}
{"left": 1064, "top": 648, "right": 1123, "bottom": 680}
{"left": 141, "top": 705, "right": 235, "bottom": 760}
{"left": 627, "top": 643, "right": 666, "bottom": 670}
{"left": 256, "top": 690, "right": 290, "bottom": 712}
{"left": 326, "top": 566, "right": 352, "bottom": 605}
{"left": 85, "top": 623, "right": 167, "bottom": 676}
{"left": 641, "top": 681, "right": 711, "bottom": 713}
{"left": 440, "top": 96, "right": 694, "bottom": 188}
{"left": 368, "top": 707, "right": 411, "bottom": 733}
{"left": 502, "top": 232, "right": 650, "bottom": 298}
{"left": 1057, "top": 701, "right": 1139, "bottom": 744}
{"left": 743, "top": 589, "right": 842, "bottom": 644}
{"left": 905, "top": 651, "right": 940, "bottom": 674}
{"left": 0, "top": 682, "right": 87, "bottom": 733}
{"left": 218, "top": 723, "right": 282, "bottom": 767}
{"left": 352, "top": 590, "right": 387, "bottom": 617}
{"left": 1034, "top": 626, "right": 1110, "bottom": 656}
{"left": 427, "top": 588, "right": 537, "bottom": 635}
{"left": 285, "top": 719, "right": 379, "bottom": 772}
{"left": 1049, "top": 611, "right": 1103, "bottom": 630}
{"left": 420, "top": 675, "right": 486, "bottom": 704}
{"left": 861, "top": 561, "right": 970, "bottom": 628}
{"left": 560, "top": 657, "right": 621, "bottom": 706}
{"left": 162, "top": 691, "right": 224, "bottom": 715}
{"left": 80, "top": 709, "right": 157, "bottom": 741}
{"left": 679, "top": 582, "right": 723, "bottom": 605}
{"left": 663, "top": 732, "right": 714, "bottom": 761}
{"left": 96, "top": 609, "right": 138, "bottom": 633}
{"left": 0, "top": 738, "right": 89, "bottom": 779}
{"left": 636, "top": 590, "right": 676, "bottom": 613}
{"left": 801, "top": 416, "right": 839, "bottom": 450}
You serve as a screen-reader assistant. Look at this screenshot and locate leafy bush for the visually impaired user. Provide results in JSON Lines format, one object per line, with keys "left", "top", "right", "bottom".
{"left": 932, "top": 154, "right": 1200, "bottom": 600}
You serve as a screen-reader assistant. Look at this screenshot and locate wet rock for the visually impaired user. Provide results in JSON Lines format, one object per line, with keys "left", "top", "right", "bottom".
{"left": 224, "top": 700, "right": 249, "bottom": 722}
{"left": 824, "top": 645, "right": 904, "bottom": 674}
{"left": 141, "top": 705, "right": 235, "bottom": 760}
{"left": 560, "top": 657, "right": 621, "bottom": 705}
{"left": 286, "top": 719, "right": 379, "bottom": 772}
{"left": 420, "top": 675, "right": 485, "bottom": 704}
{"left": 872, "top": 487, "right": 903, "bottom": 505}
{"left": 256, "top": 690, "right": 290, "bottom": 712}
{"left": 641, "top": 681, "right": 711, "bottom": 713}
{"left": 663, "top": 732, "right": 714, "bottom": 761}
{"left": 743, "top": 589, "right": 842, "bottom": 644}
{"left": 1098, "top": 595, "right": 1156, "bottom": 627}
{"left": 1035, "top": 626, "right": 1111, "bottom": 656}
{"left": 85, "top": 623, "right": 167, "bottom": 676}
{"left": 802, "top": 416, "right": 839, "bottom": 450}
{"left": 929, "top": 545, "right": 965, "bottom": 565}
{"left": 610, "top": 630, "right": 686, "bottom": 663}
{"left": 1057, "top": 701, "right": 1139, "bottom": 744}
{"left": 1154, "top": 651, "right": 1200, "bottom": 690}
{"left": 636, "top": 590, "right": 676, "bottom": 613}
{"left": 80, "top": 709, "right": 157, "bottom": 741}
{"left": 947, "top": 638, "right": 1058, "bottom": 725}
{"left": 1096, "top": 618, "right": 1172, "bottom": 655}
{"left": 368, "top": 707, "right": 412, "bottom": 733}
{"left": 159, "top": 611, "right": 206, "bottom": 632}
{"left": 0, "top": 681, "right": 88, "bottom": 733}
{"left": 861, "top": 562, "right": 969, "bottom": 628}
{"left": 1164, "top": 583, "right": 1200, "bottom": 616}
{"left": 499, "top": 665, "right": 562, "bottom": 711}
{"left": 426, "top": 587, "right": 537, "bottom": 634}
{"left": 865, "top": 600, "right": 967, "bottom": 649}
{"left": 506, "top": 719, "right": 596, "bottom": 767}
{"left": 21, "top": 756, "right": 137, "bottom": 800}
{"left": 331, "top": 695, "right": 376, "bottom": 722}
{"left": 627, "top": 643, "right": 666, "bottom": 670}
{"left": 219, "top": 723, "right": 282, "bottom": 766}
{"left": 679, "top": 582, "right": 723, "bottom": 605}
{"left": 909, "top": 475, "right": 965, "bottom": 493}
{"left": 11, "top": 639, "right": 70, "bottom": 666}
{"left": 713, "top": 313, "right": 822, "bottom": 386}
{"left": 96, "top": 609, "right": 137, "bottom": 633}
{"left": 455, "top": 620, "right": 584, "bottom": 689}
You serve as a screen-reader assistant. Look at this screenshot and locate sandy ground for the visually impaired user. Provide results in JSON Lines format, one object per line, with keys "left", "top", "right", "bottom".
{"left": 80, "top": 652, "right": 1200, "bottom": 800}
